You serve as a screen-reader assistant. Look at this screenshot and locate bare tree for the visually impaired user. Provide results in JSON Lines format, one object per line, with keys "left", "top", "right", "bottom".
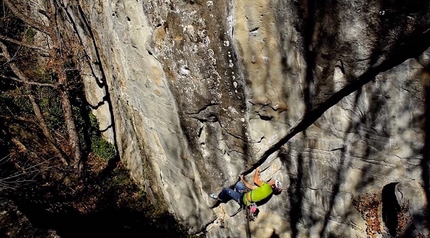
{"left": 0, "top": 41, "right": 69, "bottom": 166}
{"left": 1, "top": 0, "right": 83, "bottom": 170}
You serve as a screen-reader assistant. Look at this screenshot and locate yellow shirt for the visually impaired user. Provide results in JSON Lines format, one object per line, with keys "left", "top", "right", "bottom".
{"left": 242, "top": 182, "right": 273, "bottom": 206}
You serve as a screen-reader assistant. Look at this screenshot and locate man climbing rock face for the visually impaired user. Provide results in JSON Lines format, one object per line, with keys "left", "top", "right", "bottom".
{"left": 210, "top": 167, "right": 282, "bottom": 217}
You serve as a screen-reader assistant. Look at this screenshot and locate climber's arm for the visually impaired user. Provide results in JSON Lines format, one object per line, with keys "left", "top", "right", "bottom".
{"left": 240, "top": 175, "right": 257, "bottom": 189}
{"left": 253, "top": 167, "right": 263, "bottom": 186}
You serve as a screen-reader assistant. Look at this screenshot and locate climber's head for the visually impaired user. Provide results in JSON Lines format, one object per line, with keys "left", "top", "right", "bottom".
{"left": 269, "top": 180, "right": 282, "bottom": 194}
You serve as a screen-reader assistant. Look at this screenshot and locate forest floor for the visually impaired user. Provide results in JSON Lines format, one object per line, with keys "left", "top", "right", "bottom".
{"left": 0, "top": 153, "right": 193, "bottom": 238}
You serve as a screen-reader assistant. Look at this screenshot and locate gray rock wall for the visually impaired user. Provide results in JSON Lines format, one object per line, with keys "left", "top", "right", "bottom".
{"left": 64, "top": 0, "right": 430, "bottom": 237}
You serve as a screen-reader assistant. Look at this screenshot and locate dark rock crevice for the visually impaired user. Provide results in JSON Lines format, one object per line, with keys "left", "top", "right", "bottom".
{"left": 382, "top": 182, "right": 401, "bottom": 236}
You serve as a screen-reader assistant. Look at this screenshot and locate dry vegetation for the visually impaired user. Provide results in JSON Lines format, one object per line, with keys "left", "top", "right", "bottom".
{"left": 352, "top": 193, "right": 381, "bottom": 238}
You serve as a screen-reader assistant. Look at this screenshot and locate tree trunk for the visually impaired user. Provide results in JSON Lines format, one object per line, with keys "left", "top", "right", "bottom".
{"left": 50, "top": 0, "right": 82, "bottom": 170}
{"left": 4, "top": 0, "right": 83, "bottom": 171}
{"left": 0, "top": 42, "right": 68, "bottom": 166}
{"left": 59, "top": 86, "right": 82, "bottom": 169}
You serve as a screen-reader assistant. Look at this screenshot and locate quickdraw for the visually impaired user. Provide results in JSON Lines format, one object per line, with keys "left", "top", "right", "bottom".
{"left": 245, "top": 203, "right": 258, "bottom": 221}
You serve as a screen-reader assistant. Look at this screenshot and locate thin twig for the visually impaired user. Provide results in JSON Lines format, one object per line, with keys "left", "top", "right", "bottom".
{"left": 0, "top": 154, "right": 10, "bottom": 164}
{"left": 0, "top": 33, "right": 49, "bottom": 53}
{"left": 0, "top": 74, "right": 56, "bottom": 87}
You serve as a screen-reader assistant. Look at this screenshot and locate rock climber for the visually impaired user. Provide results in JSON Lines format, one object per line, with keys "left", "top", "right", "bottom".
{"left": 210, "top": 167, "right": 282, "bottom": 218}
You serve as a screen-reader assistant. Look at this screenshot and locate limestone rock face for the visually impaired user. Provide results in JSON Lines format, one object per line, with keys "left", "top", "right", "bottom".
{"left": 65, "top": 0, "right": 430, "bottom": 237}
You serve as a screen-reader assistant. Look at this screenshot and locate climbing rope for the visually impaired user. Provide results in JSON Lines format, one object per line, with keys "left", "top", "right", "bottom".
{"left": 244, "top": 205, "right": 252, "bottom": 238}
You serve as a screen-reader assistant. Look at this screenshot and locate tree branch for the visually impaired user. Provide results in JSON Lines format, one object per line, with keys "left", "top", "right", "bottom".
{"left": 0, "top": 74, "right": 55, "bottom": 87}
{"left": 0, "top": 115, "right": 36, "bottom": 123}
{"left": 0, "top": 33, "right": 49, "bottom": 53}
{"left": 0, "top": 41, "right": 69, "bottom": 166}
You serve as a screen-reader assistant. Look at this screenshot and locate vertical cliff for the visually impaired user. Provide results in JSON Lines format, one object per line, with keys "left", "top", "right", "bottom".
{"left": 61, "top": 0, "right": 430, "bottom": 237}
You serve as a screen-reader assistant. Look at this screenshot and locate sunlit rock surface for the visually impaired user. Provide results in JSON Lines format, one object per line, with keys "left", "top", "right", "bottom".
{"left": 65, "top": 0, "right": 430, "bottom": 237}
